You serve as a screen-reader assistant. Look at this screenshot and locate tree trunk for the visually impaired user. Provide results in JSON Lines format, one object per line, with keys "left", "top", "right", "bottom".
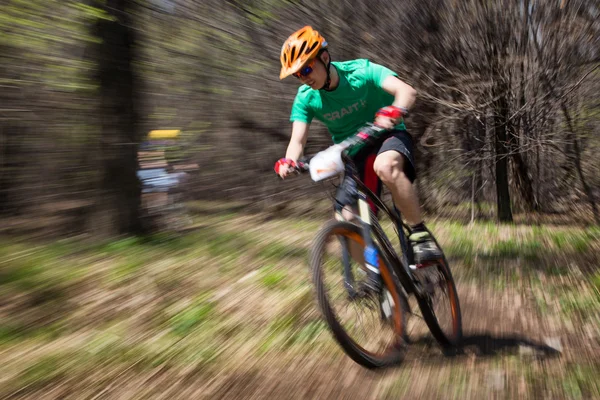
{"left": 512, "top": 151, "right": 538, "bottom": 211}
{"left": 493, "top": 92, "right": 513, "bottom": 222}
{"left": 94, "top": 0, "right": 142, "bottom": 235}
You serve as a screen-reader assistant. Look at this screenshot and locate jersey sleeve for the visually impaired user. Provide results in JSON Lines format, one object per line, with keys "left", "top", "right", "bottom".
{"left": 366, "top": 60, "right": 399, "bottom": 88}
{"left": 289, "top": 91, "right": 314, "bottom": 124}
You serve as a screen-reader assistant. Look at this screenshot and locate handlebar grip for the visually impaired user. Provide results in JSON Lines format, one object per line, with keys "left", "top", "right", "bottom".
{"left": 294, "top": 156, "right": 311, "bottom": 173}
{"left": 295, "top": 161, "right": 309, "bottom": 173}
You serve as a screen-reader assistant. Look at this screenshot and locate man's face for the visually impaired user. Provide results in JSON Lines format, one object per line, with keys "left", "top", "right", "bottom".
{"left": 296, "top": 53, "right": 328, "bottom": 90}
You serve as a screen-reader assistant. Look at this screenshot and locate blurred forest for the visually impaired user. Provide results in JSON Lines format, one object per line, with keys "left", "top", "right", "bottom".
{"left": 1, "top": 0, "right": 599, "bottom": 237}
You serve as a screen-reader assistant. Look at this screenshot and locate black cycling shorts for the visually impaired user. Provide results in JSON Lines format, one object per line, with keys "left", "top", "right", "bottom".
{"left": 334, "top": 129, "right": 416, "bottom": 212}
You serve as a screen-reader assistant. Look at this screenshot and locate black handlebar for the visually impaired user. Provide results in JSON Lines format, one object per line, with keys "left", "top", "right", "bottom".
{"left": 280, "top": 124, "right": 394, "bottom": 178}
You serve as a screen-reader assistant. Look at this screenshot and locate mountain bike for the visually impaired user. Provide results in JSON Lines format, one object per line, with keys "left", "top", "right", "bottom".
{"left": 290, "top": 124, "right": 462, "bottom": 369}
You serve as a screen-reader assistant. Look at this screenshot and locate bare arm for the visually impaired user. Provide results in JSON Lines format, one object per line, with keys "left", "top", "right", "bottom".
{"left": 276, "top": 121, "right": 310, "bottom": 179}
{"left": 381, "top": 75, "right": 417, "bottom": 110}
{"left": 285, "top": 121, "right": 310, "bottom": 161}
{"left": 374, "top": 76, "right": 417, "bottom": 129}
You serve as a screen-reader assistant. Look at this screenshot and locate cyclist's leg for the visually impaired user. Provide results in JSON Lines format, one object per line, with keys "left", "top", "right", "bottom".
{"left": 372, "top": 130, "right": 419, "bottom": 224}
{"left": 372, "top": 130, "right": 442, "bottom": 264}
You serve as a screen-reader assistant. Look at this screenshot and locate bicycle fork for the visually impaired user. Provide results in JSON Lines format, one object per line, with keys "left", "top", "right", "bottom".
{"left": 337, "top": 190, "right": 380, "bottom": 294}
{"left": 357, "top": 191, "right": 380, "bottom": 277}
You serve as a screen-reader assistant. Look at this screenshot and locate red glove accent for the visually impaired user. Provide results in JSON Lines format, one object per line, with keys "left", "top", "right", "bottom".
{"left": 375, "top": 105, "right": 407, "bottom": 120}
{"left": 356, "top": 131, "right": 371, "bottom": 140}
{"left": 274, "top": 158, "right": 296, "bottom": 174}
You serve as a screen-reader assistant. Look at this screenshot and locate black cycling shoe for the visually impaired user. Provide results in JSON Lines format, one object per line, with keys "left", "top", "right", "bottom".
{"left": 409, "top": 231, "right": 443, "bottom": 265}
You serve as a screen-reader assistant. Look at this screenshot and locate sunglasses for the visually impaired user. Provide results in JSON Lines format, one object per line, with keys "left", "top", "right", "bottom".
{"left": 293, "top": 59, "right": 317, "bottom": 79}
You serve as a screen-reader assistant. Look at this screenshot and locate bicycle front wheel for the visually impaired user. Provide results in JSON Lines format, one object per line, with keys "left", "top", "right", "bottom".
{"left": 310, "top": 220, "right": 408, "bottom": 368}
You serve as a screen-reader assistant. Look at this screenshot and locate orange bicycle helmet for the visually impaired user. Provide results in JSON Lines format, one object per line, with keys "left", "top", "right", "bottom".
{"left": 280, "top": 26, "right": 328, "bottom": 80}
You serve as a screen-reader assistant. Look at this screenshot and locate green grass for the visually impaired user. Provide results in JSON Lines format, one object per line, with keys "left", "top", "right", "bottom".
{"left": 259, "top": 314, "right": 327, "bottom": 355}
{"left": 445, "top": 236, "right": 475, "bottom": 268}
{"left": 80, "top": 322, "right": 223, "bottom": 370}
{"left": 561, "top": 365, "right": 600, "bottom": 399}
{"left": 17, "top": 353, "right": 72, "bottom": 391}
{"left": 288, "top": 218, "right": 322, "bottom": 232}
{"left": 2, "top": 211, "right": 600, "bottom": 397}
{"left": 168, "top": 295, "right": 216, "bottom": 336}
{"left": 487, "top": 239, "right": 543, "bottom": 261}
{"left": 108, "top": 255, "right": 149, "bottom": 283}
{"left": 557, "top": 287, "right": 600, "bottom": 321}
{"left": 291, "top": 320, "right": 327, "bottom": 345}
{"left": 440, "top": 221, "right": 599, "bottom": 279}
{"left": 258, "top": 265, "right": 287, "bottom": 289}
{"left": 256, "top": 241, "right": 307, "bottom": 261}
{"left": 592, "top": 272, "right": 600, "bottom": 293}
{"left": 258, "top": 315, "right": 298, "bottom": 354}
{"left": 205, "top": 232, "right": 252, "bottom": 258}
{"left": 99, "top": 237, "right": 146, "bottom": 254}
{"left": 547, "top": 230, "right": 595, "bottom": 253}
{"left": 0, "top": 242, "right": 82, "bottom": 291}
{"left": 380, "top": 367, "right": 412, "bottom": 398}
{"left": 447, "top": 368, "right": 471, "bottom": 399}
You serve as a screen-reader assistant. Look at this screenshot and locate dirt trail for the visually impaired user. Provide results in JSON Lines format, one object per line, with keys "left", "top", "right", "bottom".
{"left": 2, "top": 211, "right": 599, "bottom": 399}
{"left": 192, "top": 281, "right": 569, "bottom": 399}
{"left": 53, "top": 279, "right": 576, "bottom": 400}
{"left": 186, "top": 214, "right": 598, "bottom": 399}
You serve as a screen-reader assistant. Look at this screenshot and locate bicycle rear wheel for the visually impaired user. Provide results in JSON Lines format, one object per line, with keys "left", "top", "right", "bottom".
{"left": 311, "top": 220, "right": 408, "bottom": 368}
{"left": 364, "top": 188, "right": 462, "bottom": 348}
{"left": 413, "top": 256, "right": 462, "bottom": 347}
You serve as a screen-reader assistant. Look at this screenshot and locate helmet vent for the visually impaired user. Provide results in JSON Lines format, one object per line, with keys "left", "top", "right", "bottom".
{"left": 306, "top": 41, "right": 318, "bottom": 54}
{"left": 298, "top": 41, "right": 307, "bottom": 56}
{"left": 290, "top": 46, "right": 296, "bottom": 62}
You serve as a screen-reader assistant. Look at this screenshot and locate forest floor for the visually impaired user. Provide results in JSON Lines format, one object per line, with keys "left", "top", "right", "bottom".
{"left": 1, "top": 201, "right": 600, "bottom": 399}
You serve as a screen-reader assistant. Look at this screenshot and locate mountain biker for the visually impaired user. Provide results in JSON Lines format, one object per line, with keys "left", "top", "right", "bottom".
{"left": 274, "top": 26, "right": 442, "bottom": 278}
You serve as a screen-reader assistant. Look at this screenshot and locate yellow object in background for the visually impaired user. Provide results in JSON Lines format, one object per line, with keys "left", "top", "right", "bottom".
{"left": 148, "top": 129, "right": 180, "bottom": 139}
